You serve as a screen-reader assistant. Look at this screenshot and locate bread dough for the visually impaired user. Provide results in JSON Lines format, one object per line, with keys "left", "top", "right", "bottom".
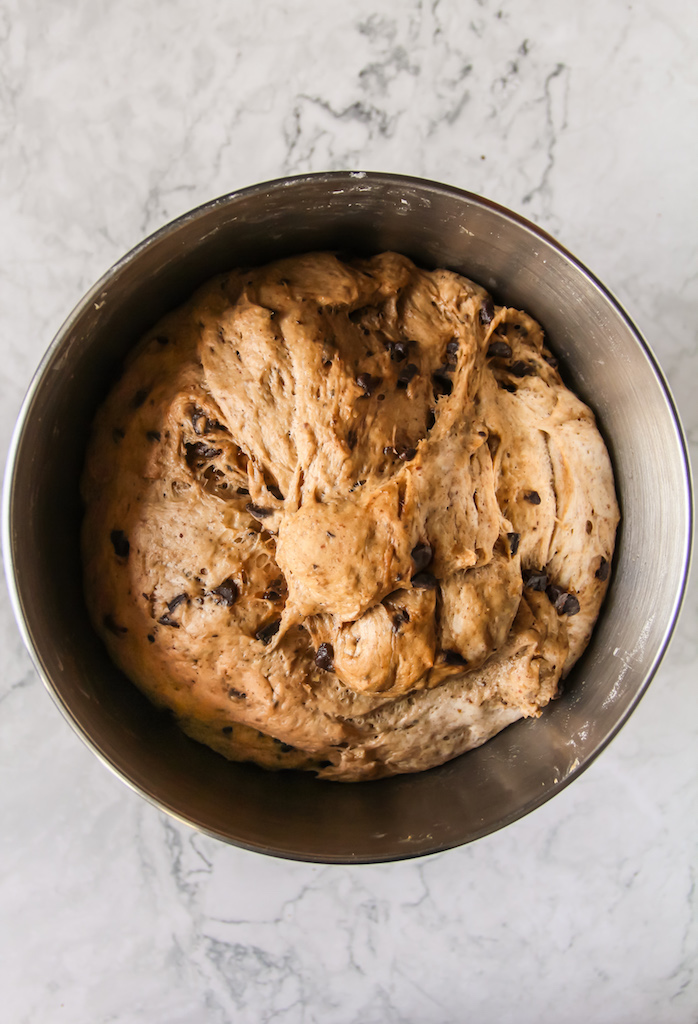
{"left": 81, "top": 252, "right": 619, "bottom": 780}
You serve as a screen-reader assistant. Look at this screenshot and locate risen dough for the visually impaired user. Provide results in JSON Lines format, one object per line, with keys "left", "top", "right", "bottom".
{"left": 81, "top": 252, "right": 618, "bottom": 780}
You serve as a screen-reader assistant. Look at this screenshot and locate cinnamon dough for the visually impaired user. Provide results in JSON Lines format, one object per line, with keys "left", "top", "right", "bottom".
{"left": 81, "top": 252, "right": 619, "bottom": 780}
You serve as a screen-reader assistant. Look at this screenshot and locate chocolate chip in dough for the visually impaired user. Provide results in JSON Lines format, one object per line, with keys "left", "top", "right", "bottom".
{"left": 546, "top": 584, "right": 579, "bottom": 615}
{"left": 507, "top": 532, "right": 520, "bottom": 556}
{"left": 426, "top": 408, "right": 436, "bottom": 430}
{"left": 479, "top": 297, "right": 495, "bottom": 324}
{"left": 256, "top": 619, "right": 281, "bottom": 645}
{"left": 210, "top": 578, "right": 238, "bottom": 607}
{"left": 487, "top": 340, "right": 513, "bottom": 359}
{"left": 509, "top": 361, "right": 535, "bottom": 378}
{"left": 499, "top": 381, "right": 517, "bottom": 393}
{"left": 445, "top": 340, "right": 459, "bottom": 365}
{"left": 524, "top": 490, "right": 541, "bottom": 505}
{"left": 397, "top": 445, "right": 417, "bottom": 461}
{"left": 110, "top": 530, "right": 130, "bottom": 558}
{"left": 389, "top": 341, "right": 409, "bottom": 362}
{"left": 411, "top": 543, "right": 434, "bottom": 573}
{"left": 185, "top": 441, "right": 223, "bottom": 466}
{"left": 411, "top": 571, "right": 438, "bottom": 589}
{"left": 222, "top": 725, "right": 233, "bottom": 734}
{"left": 228, "top": 687, "right": 247, "bottom": 700}
{"left": 236, "top": 487, "right": 250, "bottom": 495}
{"left": 263, "top": 589, "right": 281, "bottom": 601}
{"left": 267, "top": 485, "right": 284, "bottom": 501}
{"left": 167, "top": 593, "right": 188, "bottom": 612}
{"left": 157, "top": 614, "right": 180, "bottom": 628}
{"left": 315, "top": 642, "right": 335, "bottom": 671}
{"left": 131, "top": 388, "right": 149, "bottom": 408}
{"left": 545, "top": 583, "right": 569, "bottom": 614}
{"left": 595, "top": 557, "right": 610, "bottom": 581}
{"left": 356, "top": 372, "right": 382, "bottom": 397}
{"left": 146, "top": 430, "right": 161, "bottom": 442}
{"left": 432, "top": 369, "right": 453, "bottom": 397}
{"left": 246, "top": 503, "right": 274, "bottom": 520}
{"left": 522, "top": 567, "right": 548, "bottom": 591}
{"left": 397, "top": 363, "right": 419, "bottom": 389}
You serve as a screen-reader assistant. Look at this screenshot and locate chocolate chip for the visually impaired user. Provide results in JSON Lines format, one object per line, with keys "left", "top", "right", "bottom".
{"left": 167, "top": 593, "right": 188, "bottom": 613}
{"left": 157, "top": 614, "right": 180, "bottom": 627}
{"left": 267, "top": 485, "right": 284, "bottom": 501}
{"left": 509, "top": 361, "right": 535, "bottom": 378}
{"left": 507, "top": 532, "right": 520, "bottom": 556}
{"left": 562, "top": 593, "right": 580, "bottom": 616}
{"left": 146, "top": 430, "right": 161, "bottom": 442}
{"left": 185, "top": 441, "right": 222, "bottom": 466}
{"left": 110, "top": 530, "right": 130, "bottom": 558}
{"left": 479, "top": 298, "right": 495, "bottom": 324}
{"left": 426, "top": 408, "right": 436, "bottom": 430}
{"left": 397, "top": 446, "right": 417, "bottom": 461}
{"left": 256, "top": 619, "right": 281, "bottom": 644}
{"left": 222, "top": 725, "right": 233, "bottom": 734}
{"left": 280, "top": 743, "right": 295, "bottom": 753}
{"left": 389, "top": 341, "right": 409, "bottom": 362}
{"left": 397, "top": 363, "right": 419, "bottom": 389}
{"left": 228, "top": 687, "right": 246, "bottom": 699}
{"left": 522, "top": 567, "right": 548, "bottom": 591}
{"left": 210, "top": 578, "right": 238, "bottom": 606}
{"left": 315, "top": 642, "right": 335, "bottom": 671}
{"left": 103, "top": 614, "right": 128, "bottom": 636}
{"left": 499, "top": 381, "right": 517, "bottom": 393}
{"left": 487, "top": 340, "right": 513, "bottom": 359}
{"left": 524, "top": 491, "right": 541, "bottom": 505}
{"left": 263, "top": 589, "right": 280, "bottom": 601}
{"left": 411, "top": 543, "right": 433, "bottom": 573}
{"left": 347, "top": 429, "right": 358, "bottom": 451}
{"left": 356, "top": 372, "right": 382, "bottom": 397}
{"left": 445, "top": 340, "right": 459, "bottom": 366}
{"left": 131, "top": 388, "right": 149, "bottom": 408}
{"left": 391, "top": 608, "right": 411, "bottom": 633}
{"left": 432, "top": 369, "right": 453, "bottom": 397}
{"left": 191, "top": 407, "right": 206, "bottom": 434}
{"left": 236, "top": 487, "right": 250, "bottom": 495}
{"left": 546, "top": 583, "right": 569, "bottom": 614}
{"left": 147, "top": 634, "right": 155, "bottom": 643}
{"left": 543, "top": 352, "right": 559, "bottom": 368}
{"left": 595, "top": 557, "right": 610, "bottom": 581}
{"left": 443, "top": 650, "right": 467, "bottom": 666}
{"left": 246, "top": 503, "right": 274, "bottom": 519}
{"left": 411, "top": 571, "right": 438, "bottom": 589}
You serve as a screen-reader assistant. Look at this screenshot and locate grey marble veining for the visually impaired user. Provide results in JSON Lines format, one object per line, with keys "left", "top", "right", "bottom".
{"left": 1, "top": 1, "right": 696, "bottom": 1021}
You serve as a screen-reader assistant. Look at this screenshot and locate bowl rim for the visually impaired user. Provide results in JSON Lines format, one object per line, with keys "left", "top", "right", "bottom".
{"left": 2, "top": 170, "right": 694, "bottom": 862}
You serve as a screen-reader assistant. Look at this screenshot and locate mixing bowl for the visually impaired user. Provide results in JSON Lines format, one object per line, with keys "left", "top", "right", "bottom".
{"left": 3, "top": 172, "right": 692, "bottom": 862}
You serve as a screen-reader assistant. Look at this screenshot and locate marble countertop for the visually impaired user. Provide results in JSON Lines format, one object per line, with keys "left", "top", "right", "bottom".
{"left": 1, "top": 1, "right": 696, "bottom": 1021}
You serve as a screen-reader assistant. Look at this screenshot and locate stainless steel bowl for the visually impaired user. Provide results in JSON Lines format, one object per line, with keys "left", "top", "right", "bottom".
{"left": 3, "top": 172, "right": 692, "bottom": 862}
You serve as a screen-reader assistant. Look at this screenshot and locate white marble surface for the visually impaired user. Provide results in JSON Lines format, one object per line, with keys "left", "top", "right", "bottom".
{"left": 1, "top": 1, "right": 696, "bottom": 1021}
